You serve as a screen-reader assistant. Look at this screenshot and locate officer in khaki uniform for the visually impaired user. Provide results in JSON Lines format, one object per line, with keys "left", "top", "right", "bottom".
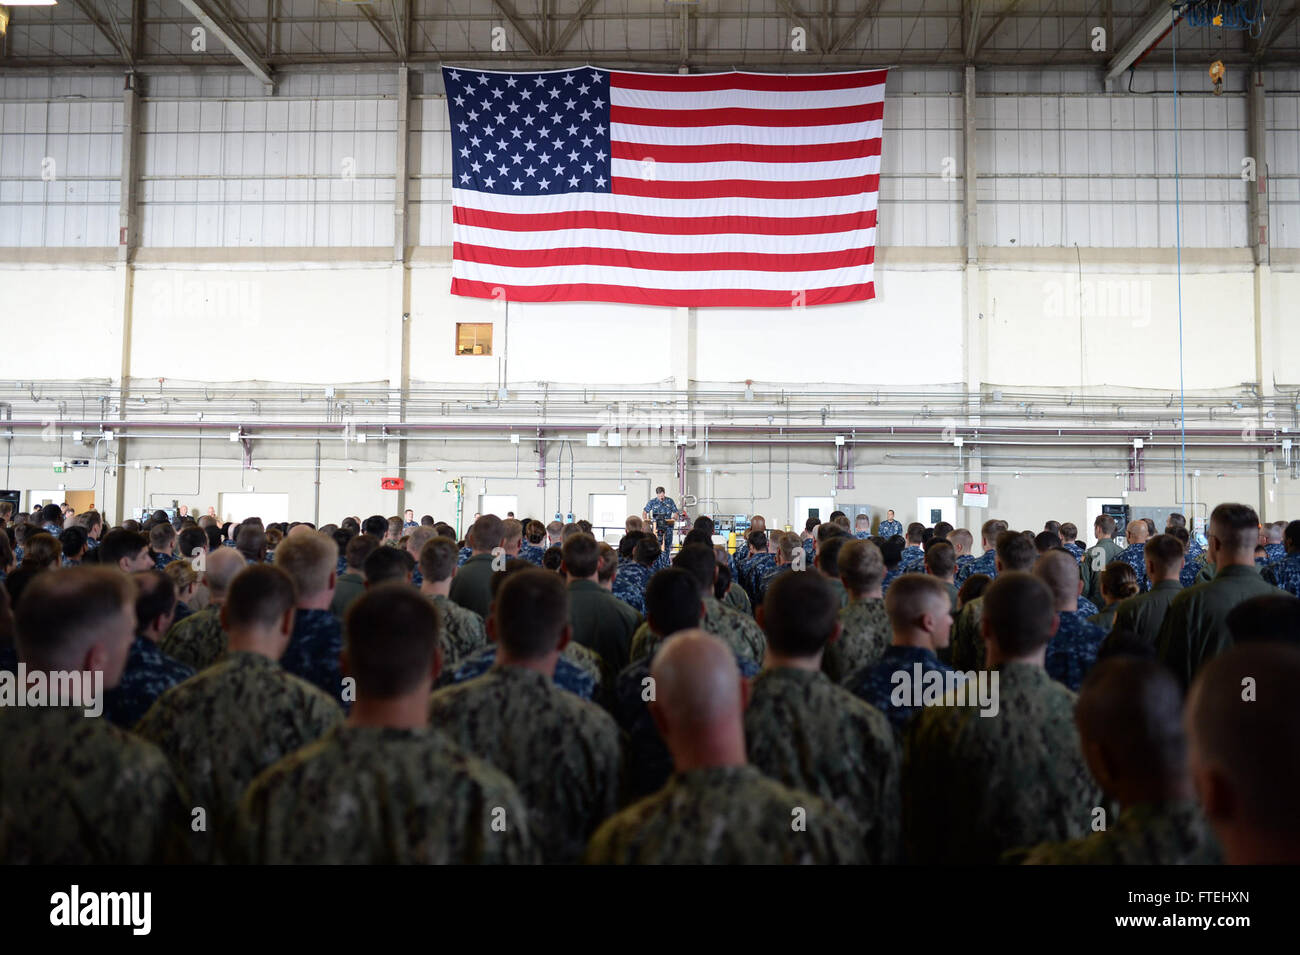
{"left": 586, "top": 631, "right": 867, "bottom": 864}
{"left": 235, "top": 584, "right": 536, "bottom": 864}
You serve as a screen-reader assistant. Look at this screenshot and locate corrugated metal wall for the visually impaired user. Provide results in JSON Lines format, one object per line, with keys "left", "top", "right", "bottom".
{"left": 3, "top": 67, "right": 1296, "bottom": 251}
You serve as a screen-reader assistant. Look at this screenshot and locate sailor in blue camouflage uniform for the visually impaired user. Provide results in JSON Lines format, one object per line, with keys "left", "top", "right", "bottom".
{"left": 1114, "top": 520, "right": 1152, "bottom": 593}
{"left": 436, "top": 642, "right": 597, "bottom": 702}
{"left": 612, "top": 534, "right": 658, "bottom": 614}
{"left": 614, "top": 569, "right": 760, "bottom": 799}
{"left": 103, "top": 570, "right": 195, "bottom": 729}
{"left": 1061, "top": 522, "right": 1086, "bottom": 563}
{"left": 273, "top": 531, "right": 346, "bottom": 705}
{"left": 1036, "top": 550, "right": 1107, "bottom": 692}
{"left": 878, "top": 510, "right": 902, "bottom": 541}
{"left": 846, "top": 575, "right": 957, "bottom": 736}
{"left": 1262, "top": 520, "right": 1300, "bottom": 597}
{"left": 733, "top": 516, "right": 764, "bottom": 562}
{"left": 896, "top": 524, "right": 926, "bottom": 573}
{"left": 643, "top": 486, "right": 684, "bottom": 552}
{"left": 739, "top": 530, "right": 777, "bottom": 602}
{"left": 954, "top": 519, "right": 1006, "bottom": 587}
{"left": 519, "top": 529, "right": 547, "bottom": 566}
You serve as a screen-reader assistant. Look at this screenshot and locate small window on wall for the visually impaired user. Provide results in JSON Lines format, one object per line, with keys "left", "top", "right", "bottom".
{"left": 456, "top": 323, "right": 493, "bottom": 356}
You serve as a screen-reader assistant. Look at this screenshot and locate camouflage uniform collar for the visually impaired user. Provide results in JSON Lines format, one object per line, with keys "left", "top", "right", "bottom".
{"left": 223, "top": 649, "right": 280, "bottom": 670}
{"left": 567, "top": 579, "right": 604, "bottom": 593}
{"left": 1151, "top": 579, "right": 1183, "bottom": 592}
{"left": 463, "top": 552, "right": 495, "bottom": 564}
{"left": 882, "top": 644, "right": 942, "bottom": 665}
{"left": 335, "top": 723, "right": 438, "bottom": 745}
{"left": 488, "top": 663, "right": 554, "bottom": 688}
{"left": 756, "top": 665, "right": 826, "bottom": 686}
{"left": 672, "top": 764, "right": 761, "bottom": 789}
{"left": 992, "top": 661, "right": 1052, "bottom": 686}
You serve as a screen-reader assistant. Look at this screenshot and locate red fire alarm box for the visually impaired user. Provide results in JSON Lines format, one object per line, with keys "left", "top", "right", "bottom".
{"left": 381, "top": 477, "right": 405, "bottom": 491}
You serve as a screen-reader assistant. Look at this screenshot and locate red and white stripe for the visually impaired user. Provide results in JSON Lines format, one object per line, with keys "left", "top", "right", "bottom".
{"left": 450, "top": 69, "right": 886, "bottom": 308}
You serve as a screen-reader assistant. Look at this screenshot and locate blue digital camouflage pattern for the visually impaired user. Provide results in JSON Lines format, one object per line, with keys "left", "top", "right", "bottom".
{"left": 336, "top": 555, "right": 347, "bottom": 576}
{"left": 519, "top": 541, "right": 546, "bottom": 566}
{"left": 612, "top": 559, "right": 652, "bottom": 614}
{"left": 1077, "top": 596, "right": 1100, "bottom": 617}
{"left": 436, "top": 644, "right": 596, "bottom": 701}
{"left": 279, "top": 608, "right": 345, "bottom": 706}
{"left": 1263, "top": 553, "right": 1300, "bottom": 597}
{"left": 1044, "top": 610, "right": 1106, "bottom": 692}
{"left": 171, "top": 601, "right": 195, "bottom": 627}
{"left": 955, "top": 549, "right": 996, "bottom": 586}
{"left": 854, "top": 531, "right": 872, "bottom": 540}
{"left": 457, "top": 545, "right": 472, "bottom": 567}
{"left": 897, "top": 546, "right": 925, "bottom": 573}
{"left": 800, "top": 537, "right": 814, "bottom": 563}
{"left": 740, "top": 552, "right": 776, "bottom": 599}
{"left": 878, "top": 519, "right": 903, "bottom": 539}
{"left": 613, "top": 651, "right": 760, "bottom": 800}
{"left": 1115, "top": 542, "right": 1150, "bottom": 593}
{"left": 753, "top": 563, "right": 791, "bottom": 605}
{"left": 846, "top": 644, "right": 958, "bottom": 735}
{"left": 103, "top": 635, "right": 195, "bottom": 729}
{"left": 881, "top": 566, "right": 904, "bottom": 595}
{"left": 1265, "top": 542, "right": 1286, "bottom": 563}
{"left": 1063, "top": 541, "right": 1085, "bottom": 562}
{"left": 643, "top": 496, "right": 679, "bottom": 521}
{"left": 153, "top": 552, "right": 175, "bottom": 571}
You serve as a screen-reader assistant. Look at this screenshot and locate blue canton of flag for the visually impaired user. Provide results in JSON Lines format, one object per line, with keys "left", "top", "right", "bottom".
{"left": 445, "top": 67, "right": 612, "bottom": 197}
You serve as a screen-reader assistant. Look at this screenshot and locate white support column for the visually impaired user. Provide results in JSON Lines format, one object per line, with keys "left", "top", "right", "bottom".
{"left": 961, "top": 65, "right": 985, "bottom": 532}
{"left": 113, "top": 75, "right": 142, "bottom": 524}
{"left": 1248, "top": 69, "right": 1274, "bottom": 518}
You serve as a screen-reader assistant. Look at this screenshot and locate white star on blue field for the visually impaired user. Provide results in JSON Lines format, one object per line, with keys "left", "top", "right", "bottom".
{"left": 444, "top": 67, "right": 613, "bottom": 196}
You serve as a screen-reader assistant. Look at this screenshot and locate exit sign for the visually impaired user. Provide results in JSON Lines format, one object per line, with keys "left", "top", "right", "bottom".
{"left": 381, "top": 477, "right": 405, "bottom": 490}
{"left": 52, "top": 461, "right": 66, "bottom": 474}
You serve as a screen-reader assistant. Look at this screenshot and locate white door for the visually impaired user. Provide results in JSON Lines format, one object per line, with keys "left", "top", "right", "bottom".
{"left": 479, "top": 494, "right": 518, "bottom": 519}
{"left": 1084, "top": 497, "right": 1124, "bottom": 547}
{"left": 916, "top": 496, "right": 957, "bottom": 527}
{"left": 219, "top": 492, "right": 290, "bottom": 524}
{"left": 794, "top": 496, "right": 835, "bottom": 531}
{"left": 590, "top": 493, "right": 628, "bottom": 542}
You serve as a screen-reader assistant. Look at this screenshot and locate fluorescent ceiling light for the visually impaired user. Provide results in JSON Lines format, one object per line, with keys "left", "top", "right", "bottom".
{"left": 5, "top": 1, "right": 60, "bottom": 6}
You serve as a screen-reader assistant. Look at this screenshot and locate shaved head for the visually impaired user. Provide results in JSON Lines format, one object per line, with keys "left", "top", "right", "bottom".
{"left": 651, "top": 630, "right": 743, "bottom": 732}
{"left": 1033, "top": 548, "right": 1081, "bottom": 608}
{"left": 204, "top": 547, "right": 247, "bottom": 596}
{"left": 1187, "top": 643, "right": 1300, "bottom": 861}
{"left": 1125, "top": 520, "right": 1150, "bottom": 544}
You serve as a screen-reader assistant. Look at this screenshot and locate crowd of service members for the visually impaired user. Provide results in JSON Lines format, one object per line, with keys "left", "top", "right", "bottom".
{"left": 0, "top": 499, "right": 1297, "bottom": 864}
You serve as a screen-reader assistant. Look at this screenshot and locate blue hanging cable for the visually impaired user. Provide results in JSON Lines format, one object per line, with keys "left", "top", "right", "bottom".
{"left": 1172, "top": 17, "right": 1188, "bottom": 510}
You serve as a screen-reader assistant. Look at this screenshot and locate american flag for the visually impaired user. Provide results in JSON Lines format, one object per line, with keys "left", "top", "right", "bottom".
{"left": 443, "top": 67, "right": 886, "bottom": 308}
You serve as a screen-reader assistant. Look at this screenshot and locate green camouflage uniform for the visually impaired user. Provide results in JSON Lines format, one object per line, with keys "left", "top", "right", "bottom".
{"left": 1112, "top": 579, "right": 1182, "bottom": 649}
{"left": 1018, "top": 800, "right": 1221, "bottom": 865}
{"left": 1156, "top": 564, "right": 1280, "bottom": 690}
{"left": 429, "top": 665, "right": 622, "bottom": 863}
{"left": 822, "top": 596, "right": 891, "bottom": 683}
{"left": 135, "top": 650, "right": 343, "bottom": 861}
{"left": 160, "top": 605, "right": 228, "bottom": 672}
{"left": 723, "top": 582, "right": 752, "bottom": 616}
{"left": 744, "top": 666, "right": 901, "bottom": 863}
{"left": 902, "top": 662, "right": 1100, "bottom": 864}
{"left": 629, "top": 596, "right": 766, "bottom": 665}
{"left": 0, "top": 704, "right": 188, "bottom": 863}
{"left": 429, "top": 593, "right": 487, "bottom": 666}
{"left": 235, "top": 724, "right": 537, "bottom": 864}
{"left": 562, "top": 640, "right": 607, "bottom": 703}
{"left": 583, "top": 765, "right": 867, "bottom": 864}
{"left": 1080, "top": 539, "right": 1123, "bottom": 607}
{"left": 948, "top": 595, "right": 987, "bottom": 671}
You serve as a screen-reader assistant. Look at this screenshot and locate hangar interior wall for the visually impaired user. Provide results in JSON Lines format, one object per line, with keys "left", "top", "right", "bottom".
{"left": 2, "top": 67, "right": 1297, "bottom": 536}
